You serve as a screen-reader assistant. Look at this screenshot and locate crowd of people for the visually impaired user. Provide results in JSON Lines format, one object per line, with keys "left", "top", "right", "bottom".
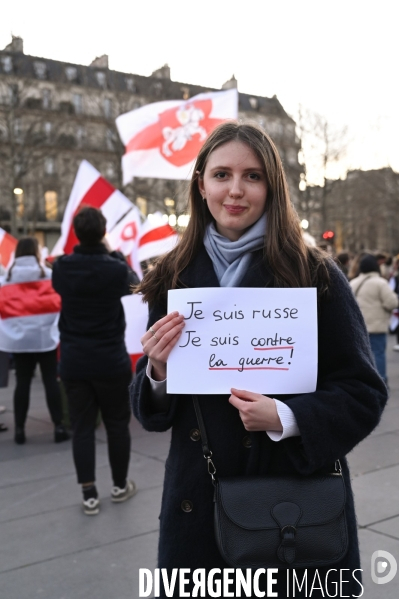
{"left": 0, "top": 120, "right": 397, "bottom": 597}
{"left": 335, "top": 250, "right": 399, "bottom": 385}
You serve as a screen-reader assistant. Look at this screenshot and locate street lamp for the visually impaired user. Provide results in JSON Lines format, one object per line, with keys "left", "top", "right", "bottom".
{"left": 300, "top": 219, "right": 309, "bottom": 230}
{"left": 14, "top": 187, "right": 24, "bottom": 217}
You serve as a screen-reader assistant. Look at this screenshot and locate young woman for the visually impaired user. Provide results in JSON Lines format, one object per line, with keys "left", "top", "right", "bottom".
{"left": 0, "top": 237, "right": 69, "bottom": 444}
{"left": 132, "top": 122, "right": 387, "bottom": 597}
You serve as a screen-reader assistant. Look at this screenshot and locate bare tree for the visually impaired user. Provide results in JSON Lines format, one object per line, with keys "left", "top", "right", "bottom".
{"left": 0, "top": 79, "right": 65, "bottom": 236}
{"left": 295, "top": 106, "right": 349, "bottom": 237}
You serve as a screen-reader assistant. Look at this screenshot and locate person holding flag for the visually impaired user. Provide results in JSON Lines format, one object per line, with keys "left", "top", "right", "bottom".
{"left": 0, "top": 237, "right": 69, "bottom": 445}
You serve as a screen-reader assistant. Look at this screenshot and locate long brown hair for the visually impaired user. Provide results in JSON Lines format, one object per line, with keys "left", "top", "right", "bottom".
{"left": 7, "top": 237, "right": 45, "bottom": 281}
{"left": 137, "top": 121, "right": 329, "bottom": 304}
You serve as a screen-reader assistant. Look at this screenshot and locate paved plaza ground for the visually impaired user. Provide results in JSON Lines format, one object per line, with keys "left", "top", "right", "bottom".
{"left": 1, "top": 350, "right": 399, "bottom": 598}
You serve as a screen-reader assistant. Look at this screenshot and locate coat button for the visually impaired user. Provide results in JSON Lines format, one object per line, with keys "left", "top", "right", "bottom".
{"left": 242, "top": 435, "right": 252, "bottom": 448}
{"left": 181, "top": 500, "right": 193, "bottom": 513}
{"left": 189, "top": 428, "right": 201, "bottom": 441}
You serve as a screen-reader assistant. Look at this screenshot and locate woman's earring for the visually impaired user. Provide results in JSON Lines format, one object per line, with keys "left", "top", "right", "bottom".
{"left": 202, "top": 196, "right": 206, "bottom": 202}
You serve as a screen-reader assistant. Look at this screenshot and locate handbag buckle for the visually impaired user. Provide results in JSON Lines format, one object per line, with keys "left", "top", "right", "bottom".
{"left": 279, "top": 525, "right": 297, "bottom": 563}
{"left": 203, "top": 450, "right": 217, "bottom": 483}
{"left": 281, "top": 525, "right": 296, "bottom": 543}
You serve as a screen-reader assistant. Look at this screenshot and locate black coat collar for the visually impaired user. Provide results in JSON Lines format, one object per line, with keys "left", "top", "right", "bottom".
{"left": 73, "top": 243, "right": 109, "bottom": 255}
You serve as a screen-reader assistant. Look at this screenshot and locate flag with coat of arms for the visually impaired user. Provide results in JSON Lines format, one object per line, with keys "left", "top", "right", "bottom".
{"left": 116, "top": 88, "right": 238, "bottom": 184}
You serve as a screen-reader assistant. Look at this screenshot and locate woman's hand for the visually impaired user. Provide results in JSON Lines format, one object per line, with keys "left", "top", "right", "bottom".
{"left": 140, "top": 312, "right": 185, "bottom": 381}
{"left": 229, "top": 388, "right": 283, "bottom": 432}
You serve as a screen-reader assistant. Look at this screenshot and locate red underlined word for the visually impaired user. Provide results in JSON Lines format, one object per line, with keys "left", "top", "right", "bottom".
{"left": 254, "top": 346, "right": 294, "bottom": 351}
{"left": 209, "top": 367, "right": 289, "bottom": 371}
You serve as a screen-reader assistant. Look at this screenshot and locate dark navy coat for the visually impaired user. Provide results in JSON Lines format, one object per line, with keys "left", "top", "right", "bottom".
{"left": 53, "top": 244, "right": 133, "bottom": 380}
{"left": 132, "top": 247, "right": 387, "bottom": 598}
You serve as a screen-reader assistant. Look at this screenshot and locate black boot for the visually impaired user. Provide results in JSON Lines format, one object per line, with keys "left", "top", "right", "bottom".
{"left": 15, "top": 427, "right": 26, "bottom": 444}
{"left": 54, "top": 424, "right": 70, "bottom": 443}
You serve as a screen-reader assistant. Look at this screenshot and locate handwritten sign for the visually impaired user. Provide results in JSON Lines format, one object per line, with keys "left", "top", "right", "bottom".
{"left": 167, "top": 288, "right": 318, "bottom": 395}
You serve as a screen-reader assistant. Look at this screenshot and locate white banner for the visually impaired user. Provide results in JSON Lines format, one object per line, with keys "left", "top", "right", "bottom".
{"left": 167, "top": 288, "right": 318, "bottom": 395}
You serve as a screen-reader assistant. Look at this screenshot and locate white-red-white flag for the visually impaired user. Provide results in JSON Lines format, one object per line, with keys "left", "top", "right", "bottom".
{"left": 116, "top": 89, "right": 238, "bottom": 184}
{"left": 0, "top": 228, "right": 17, "bottom": 270}
{"left": 0, "top": 278, "right": 60, "bottom": 352}
{"left": 138, "top": 213, "right": 178, "bottom": 263}
{"left": 51, "top": 160, "right": 133, "bottom": 256}
{"left": 106, "top": 206, "right": 143, "bottom": 277}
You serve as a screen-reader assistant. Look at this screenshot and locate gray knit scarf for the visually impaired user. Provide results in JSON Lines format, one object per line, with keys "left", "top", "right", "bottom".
{"left": 203, "top": 213, "right": 267, "bottom": 287}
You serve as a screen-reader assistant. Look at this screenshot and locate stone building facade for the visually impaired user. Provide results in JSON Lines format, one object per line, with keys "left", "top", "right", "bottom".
{"left": 303, "top": 168, "right": 399, "bottom": 254}
{"left": 0, "top": 36, "right": 302, "bottom": 250}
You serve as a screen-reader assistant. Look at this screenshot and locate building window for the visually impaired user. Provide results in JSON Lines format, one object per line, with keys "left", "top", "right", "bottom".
{"left": 72, "top": 93, "right": 83, "bottom": 115}
{"left": 9, "top": 84, "right": 19, "bottom": 106}
{"left": 14, "top": 162, "right": 23, "bottom": 176}
{"left": 249, "top": 97, "right": 258, "bottom": 110}
{"left": 153, "top": 81, "right": 162, "bottom": 96}
{"left": 1, "top": 55, "right": 13, "bottom": 73}
{"left": 103, "top": 97, "right": 112, "bottom": 119}
{"left": 44, "top": 191, "right": 58, "bottom": 220}
{"left": 65, "top": 66, "right": 78, "bottom": 82}
{"left": 44, "top": 157, "right": 56, "bottom": 175}
{"left": 96, "top": 71, "right": 107, "bottom": 88}
{"left": 105, "top": 128, "right": 114, "bottom": 150}
{"left": 136, "top": 197, "right": 147, "bottom": 215}
{"left": 106, "top": 162, "right": 115, "bottom": 178}
{"left": 125, "top": 77, "right": 136, "bottom": 92}
{"left": 34, "top": 61, "right": 47, "bottom": 80}
{"left": 44, "top": 121, "right": 52, "bottom": 136}
{"left": 42, "top": 89, "right": 51, "bottom": 109}
{"left": 76, "top": 126, "right": 85, "bottom": 147}
{"left": 13, "top": 118, "right": 22, "bottom": 142}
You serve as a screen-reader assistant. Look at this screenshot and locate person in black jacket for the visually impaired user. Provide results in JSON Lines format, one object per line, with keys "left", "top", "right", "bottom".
{"left": 53, "top": 207, "right": 139, "bottom": 515}
{"left": 132, "top": 122, "right": 387, "bottom": 598}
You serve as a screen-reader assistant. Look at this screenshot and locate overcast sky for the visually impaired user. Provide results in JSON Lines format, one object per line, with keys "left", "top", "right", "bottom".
{"left": 2, "top": 0, "right": 398, "bottom": 182}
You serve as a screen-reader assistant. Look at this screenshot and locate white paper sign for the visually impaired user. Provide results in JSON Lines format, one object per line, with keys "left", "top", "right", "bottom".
{"left": 167, "top": 288, "right": 318, "bottom": 395}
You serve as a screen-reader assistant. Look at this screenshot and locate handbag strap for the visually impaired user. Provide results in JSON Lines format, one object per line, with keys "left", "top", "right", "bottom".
{"left": 353, "top": 273, "right": 373, "bottom": 297}
{"left": 193, "top": 395, "right": 217, "bottom": 483}
{"left": 192, "top": 396, "right": 342, "bottom": 480}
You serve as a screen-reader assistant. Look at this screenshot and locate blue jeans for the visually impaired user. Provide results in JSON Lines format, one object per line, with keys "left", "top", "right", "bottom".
{"left": 369, "top": 333, "right": 387, "bottom": 382}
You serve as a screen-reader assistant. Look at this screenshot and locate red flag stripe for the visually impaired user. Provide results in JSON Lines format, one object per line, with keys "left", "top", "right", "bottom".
{"left": 130, "top": 353, "right": 144, "bottom": 372}
{"left": 126, "top": 121, "right": 161, "bottom": 153}
{"left": 138, "top": 225, "right": 177, "bottom": 247}
{"left": 0, "top": 232, "right": 17, "bottom": 268}
{"left": 63, "top": 177, "right": 115, "bottom": 254}
{"left": 0, "top": 280, "right": 61, "bottom": 319}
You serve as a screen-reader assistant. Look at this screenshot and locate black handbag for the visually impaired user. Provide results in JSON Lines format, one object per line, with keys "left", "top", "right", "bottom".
{"left": 193, "top": 396, "right": 349, "bottom": 570}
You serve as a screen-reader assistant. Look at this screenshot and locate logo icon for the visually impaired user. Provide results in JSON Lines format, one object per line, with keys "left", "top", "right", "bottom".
{"left": 371, "top": 550, "right": 398, "bottom": 584}
{"left": 162, "top": 105, "right": 207, "bottom": 158}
